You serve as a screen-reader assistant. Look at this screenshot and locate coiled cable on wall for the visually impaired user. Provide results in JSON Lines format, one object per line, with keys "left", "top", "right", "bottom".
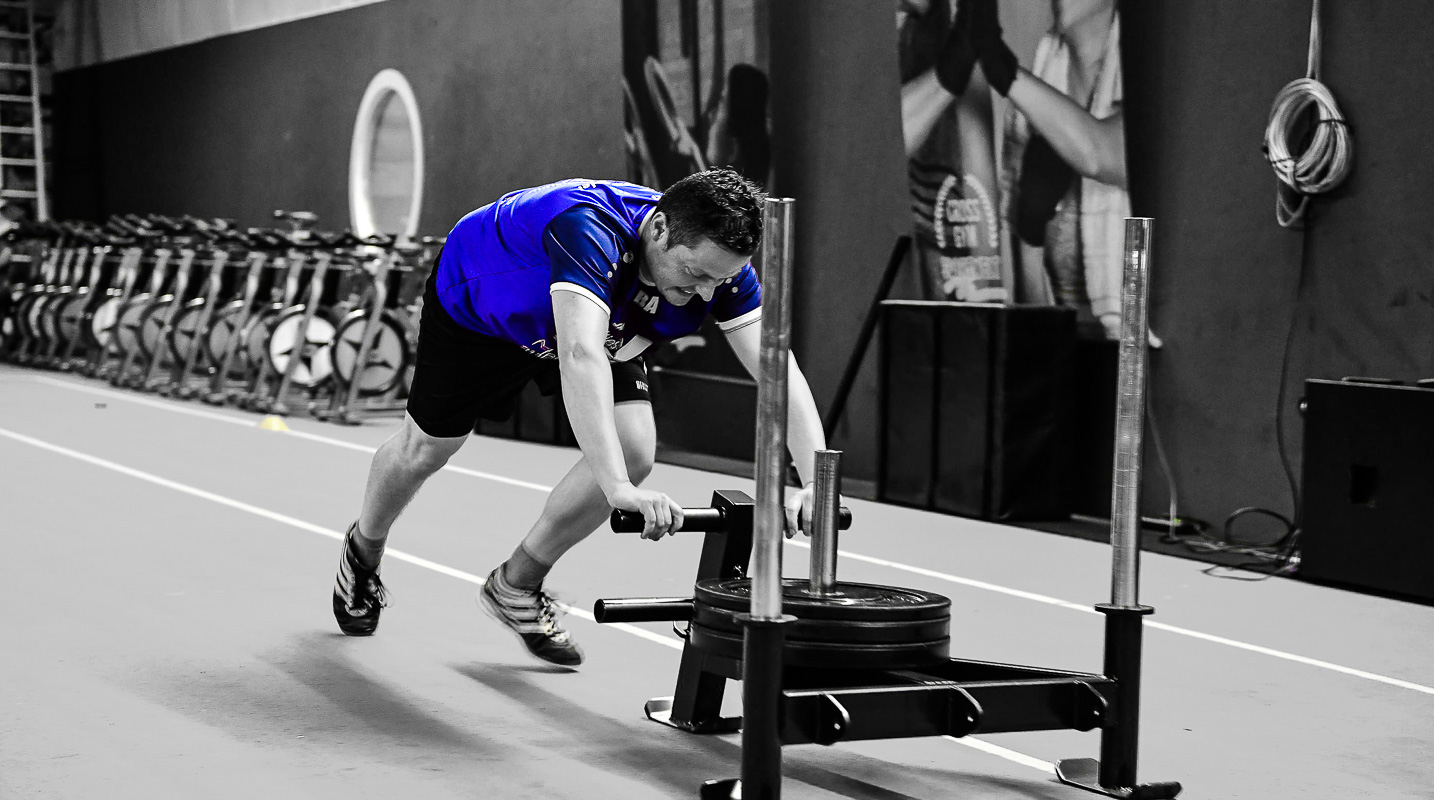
{"left": 1263, "top": 0, "right": 1353, "bottom": 227}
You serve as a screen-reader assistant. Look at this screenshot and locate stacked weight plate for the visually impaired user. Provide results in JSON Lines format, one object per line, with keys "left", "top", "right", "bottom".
{"left": 688, "top": 578, "right": 951, "bottom": 670}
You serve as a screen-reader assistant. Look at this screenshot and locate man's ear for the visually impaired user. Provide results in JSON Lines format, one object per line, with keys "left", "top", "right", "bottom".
{"left": 651, "top": 212, "right": 667, "bottom": 247}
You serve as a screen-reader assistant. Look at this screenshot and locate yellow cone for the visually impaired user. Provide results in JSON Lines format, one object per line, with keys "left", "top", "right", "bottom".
{"left": 258, "top": 415, "right": 290, "bottom": 432}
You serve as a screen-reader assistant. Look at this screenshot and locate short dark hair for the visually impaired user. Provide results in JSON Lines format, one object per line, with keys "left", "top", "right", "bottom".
{"left": 656, "top": 167, "right": 765, "bottom": 256}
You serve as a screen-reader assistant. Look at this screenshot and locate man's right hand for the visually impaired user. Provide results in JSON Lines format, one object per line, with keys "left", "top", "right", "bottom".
{"left": 608, "top": 482, "right": 685, "bottom": 540}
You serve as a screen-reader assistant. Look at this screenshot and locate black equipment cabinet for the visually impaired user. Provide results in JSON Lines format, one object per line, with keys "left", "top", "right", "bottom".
{"left": 1300, "top": 378, "right": 1434, "bottom": 602}
{"left": 878, "top": 301, "right": 1077, "bottom": 521}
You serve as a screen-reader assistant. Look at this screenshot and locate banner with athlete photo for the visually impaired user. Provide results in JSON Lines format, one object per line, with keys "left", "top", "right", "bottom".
{"left": 620, "top": 0, "right": 770, "bottom": 192}
{"left": 618, "top": 0, "right": 772, "bottom": 461}
{"left": 898, "top": 0, "right": 1131, "bottom": 340}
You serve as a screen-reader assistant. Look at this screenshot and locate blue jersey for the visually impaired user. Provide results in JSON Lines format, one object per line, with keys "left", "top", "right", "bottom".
{"left": 434, "top": 179, "right": 762, "bottom": 361}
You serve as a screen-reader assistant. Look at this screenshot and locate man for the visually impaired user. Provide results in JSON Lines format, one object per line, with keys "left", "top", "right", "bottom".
{"left": 332, "top": 168, "right": 828, "bottom": 667}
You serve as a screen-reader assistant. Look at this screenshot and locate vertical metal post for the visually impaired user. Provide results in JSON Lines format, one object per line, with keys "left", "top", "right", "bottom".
{"left": 808, "top": 449, "right": 842, "bottom": 595}
{"left": 750, "top": 197, "right": 794, "bottom": 621}
{"left": 1110, "top": 217, "right": 1152, "bottom": 610}
{"left": 1056, "top": 217, "right": 1180, "bottom": 800}
{"left": 1099, "top": 217, "right": 1156, "bottom": 791}
{"left": 740, "top": 196, "right": 796, "bottom": 800}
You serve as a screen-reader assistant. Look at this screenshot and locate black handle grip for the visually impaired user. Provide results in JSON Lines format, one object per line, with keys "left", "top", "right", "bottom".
{"left": 611, "top": 507, "right": 727, "bottom": 533}
{"left": 802, "top": 506, "right": 853, "bottom": 531}
{"left": 610, "top": 505, "right": 852, "bottom": 533}
{"left": 592, "top": 597, "right": 694, "bottom": 624}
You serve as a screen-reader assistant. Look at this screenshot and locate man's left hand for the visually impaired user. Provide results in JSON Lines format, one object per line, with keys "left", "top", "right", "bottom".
{"left": 784, "top": 483, "right": 814, "bottom": 539}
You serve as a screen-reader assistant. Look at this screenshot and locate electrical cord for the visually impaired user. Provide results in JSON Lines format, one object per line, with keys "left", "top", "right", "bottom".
{"left": 1263, "top": 0, "right": 1353, "bottom": 228}
{"left": 1162, "top": 189, "right": 1314, "bottom": 582}
{"left": 1143, "top": 305, "right": 1301, "bottom": 579}
{"left": 1159, "top": 226, "right": 1308, "bottom": 581}
{"left": 1157, "top": 0, "right": 1341, "bottom": 577}
{"left": 1093, "top": 4, "right": 1342, "bottom": 574}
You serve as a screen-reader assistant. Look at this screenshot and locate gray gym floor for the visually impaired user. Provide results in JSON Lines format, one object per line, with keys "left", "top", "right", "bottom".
{"left": 3, "top": 364, "right": 1431, "bottom": 800}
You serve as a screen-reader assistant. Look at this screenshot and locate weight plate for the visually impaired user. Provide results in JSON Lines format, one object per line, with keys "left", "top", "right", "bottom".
{"left": 688, "top": 622, "right": 949, "bottom": 670}
{"left": 694, "top": 579, "right": 950, "bottom": 622}
{"left": 691, "top": 601, "right": 949, "bottom": 645}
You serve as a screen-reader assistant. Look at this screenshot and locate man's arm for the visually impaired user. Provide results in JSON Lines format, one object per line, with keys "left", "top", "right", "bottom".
{"left": 724, "top": 319, "right": 828, "bottom": 536}
{"left": 552, "top": 290, "right": 683, "bottom": 538}
{"left": 552, "top": 290, "right": 628, "bottom": 493}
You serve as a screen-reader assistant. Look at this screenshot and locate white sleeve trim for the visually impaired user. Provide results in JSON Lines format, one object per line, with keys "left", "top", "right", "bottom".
{"left": 613, "top": 335, "right": 652, "bottom": 362}
{"left": 717, "top": 307, "right": 762, "bottom": 333}
{"left": 550, "top": 282, "right": 611, "bottom": 315}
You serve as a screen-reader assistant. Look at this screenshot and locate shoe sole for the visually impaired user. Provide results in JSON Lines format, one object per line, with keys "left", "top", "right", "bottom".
{"left": 333, "top": 594, "right": 379, "bottom": 636}
{"left": 476, "top": 586, "right": 583, "bottom": 669}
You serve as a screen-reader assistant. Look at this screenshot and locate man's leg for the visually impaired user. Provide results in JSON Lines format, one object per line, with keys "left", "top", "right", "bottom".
{"left": 480, "top": 401, "right": 656, "bottom": 666}
{"left": 334, "top": 412, "right": 468, "bottom": 636}
{"left": 506, "top": 401, "right": 656, "bottom": 585}
{"left": 353, "top": 412, "right": 469, "bottom": 566}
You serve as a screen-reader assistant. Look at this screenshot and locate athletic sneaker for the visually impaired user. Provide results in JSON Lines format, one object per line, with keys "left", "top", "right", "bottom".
{"left": 332, "top": 521, "right": 389, "bottom": 636}
{"left": 479, "top": 566, "right": 584, "bottom": 667}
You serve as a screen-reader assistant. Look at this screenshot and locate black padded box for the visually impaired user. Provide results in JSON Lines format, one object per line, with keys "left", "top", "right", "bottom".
{"left": 878, "top": 302, "right": 1076, "bottom": 521}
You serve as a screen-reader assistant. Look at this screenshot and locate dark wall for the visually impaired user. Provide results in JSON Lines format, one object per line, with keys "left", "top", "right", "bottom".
{"left": 56, "top": 0, "right": 1434, "bottom": 529}
{"left": 767, "top": 1, "right": 914, "bottom": 486}
{"left": 53, "top": 0, "right": 623, "bottom": 233}
{"left": 1122, "top": 1, "right": 1434, "bottom": 528}
{"left": 760, "top": 0, "right": 1434, "bottom": 525}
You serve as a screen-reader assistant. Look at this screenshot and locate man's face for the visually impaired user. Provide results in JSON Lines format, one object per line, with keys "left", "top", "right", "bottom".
{"left": 641, "top": 213, "right": 751, "bottom": 306}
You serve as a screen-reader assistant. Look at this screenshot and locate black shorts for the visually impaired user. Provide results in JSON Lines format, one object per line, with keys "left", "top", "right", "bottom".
{"left": 406, "top": 269, "right": 650, "bottom": 438}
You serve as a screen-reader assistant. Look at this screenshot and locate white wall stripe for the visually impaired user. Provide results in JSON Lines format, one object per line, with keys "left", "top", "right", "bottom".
{"left": 56, "top": 0, "right": 392, "bottom": 71}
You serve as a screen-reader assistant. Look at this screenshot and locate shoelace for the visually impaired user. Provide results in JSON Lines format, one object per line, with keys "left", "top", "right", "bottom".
{"left": 359, "top": 574, "right": 390, "bottom": 610}
{"left": 533, "top": 592, "right": 569, "bottom": 642}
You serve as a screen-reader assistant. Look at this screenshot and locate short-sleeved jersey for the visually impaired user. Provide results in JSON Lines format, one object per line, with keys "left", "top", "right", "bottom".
{"left": 434, "top": 179, "right": 762, "bottom": 362}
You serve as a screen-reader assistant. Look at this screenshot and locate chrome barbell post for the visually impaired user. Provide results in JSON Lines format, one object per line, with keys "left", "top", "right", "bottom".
{"left": 1110, "top": 217, "right": 1153, "bottom": 609}
{"left": 808, "top": 449, "right": 842, "bottom": 596}
{"left": 750, "top": 197, "right": 795, "bottom": 622}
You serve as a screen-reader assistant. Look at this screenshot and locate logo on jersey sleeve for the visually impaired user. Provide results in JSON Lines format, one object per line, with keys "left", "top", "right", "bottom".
{"left": 522, "top": 338, "right": 559, "bottom": 360}
{"left": 633, "top": 290, "right": 660, "bottom": 315}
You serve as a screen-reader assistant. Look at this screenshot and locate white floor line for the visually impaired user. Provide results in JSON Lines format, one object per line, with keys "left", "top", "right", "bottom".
{"left": 0, "top": 423, "right": 1050, "bottom": 774}
{"left": 788, "top": 542, "right": 1434, "bottom": 697}
{"left": 26, "top": 375, "right": 556, "bottom": 493}
{"left": 19, "top": 374, "right": 1434, "bottom": 698}
{"left": 29, "top": 374, "right": 260, "bottom": 428}
{"left": 946, "top": 737, "right": 1055, "bottom": 774}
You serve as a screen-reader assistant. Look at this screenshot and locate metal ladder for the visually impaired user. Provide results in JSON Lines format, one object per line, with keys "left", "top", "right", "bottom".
{"left": 0, "top": 0, "right": 46, "bottom": 221}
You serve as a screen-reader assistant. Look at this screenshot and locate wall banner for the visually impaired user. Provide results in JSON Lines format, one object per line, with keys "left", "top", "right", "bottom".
{"left": 898, "top": 0, "right": 1130, "bottom": 340}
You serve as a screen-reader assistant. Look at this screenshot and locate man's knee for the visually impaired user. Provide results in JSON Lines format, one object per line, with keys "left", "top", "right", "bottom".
{"left": 394, "top": 416, "right": 466, "bottom": 472}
